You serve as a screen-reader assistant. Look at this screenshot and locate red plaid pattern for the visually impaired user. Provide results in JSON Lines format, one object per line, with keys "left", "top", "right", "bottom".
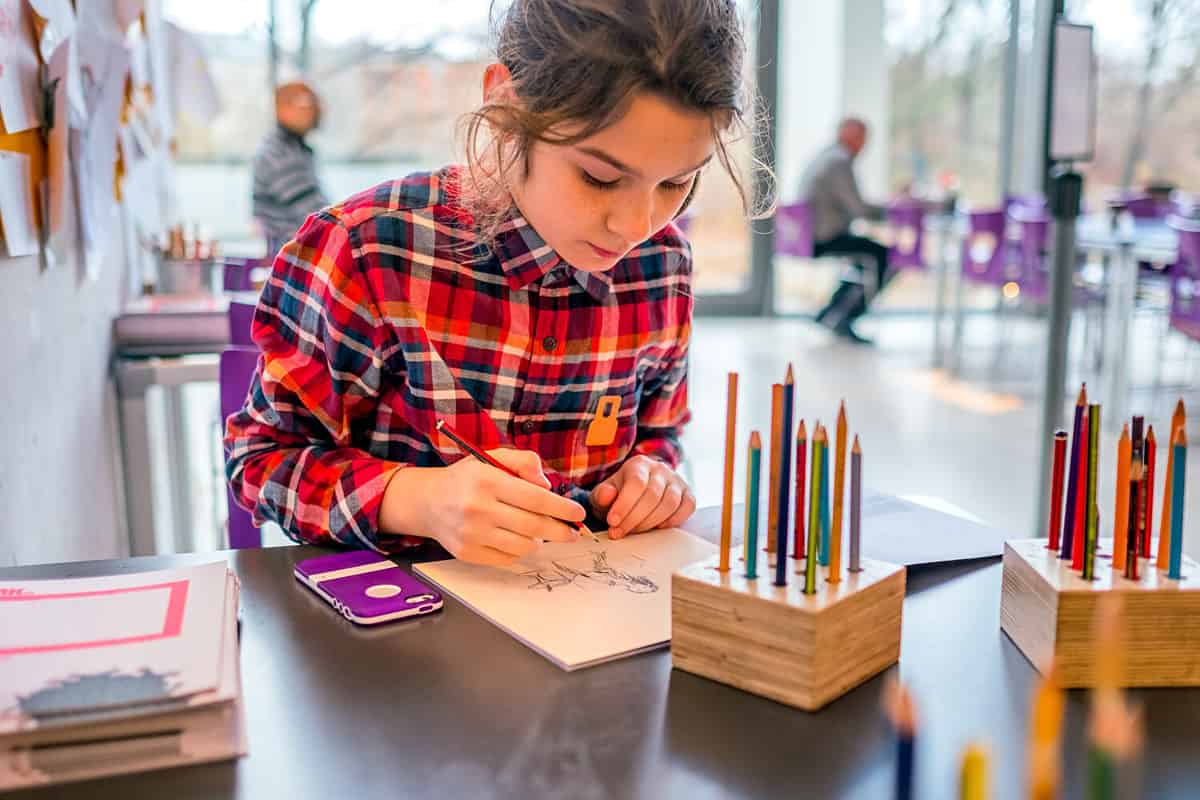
{"left": 225, "top": 167, "right": 692, "bottom": 552}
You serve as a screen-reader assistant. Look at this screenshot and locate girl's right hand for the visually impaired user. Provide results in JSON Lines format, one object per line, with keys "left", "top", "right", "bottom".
{"left": 380, "top": 448, "right": 586, "bottom": 567}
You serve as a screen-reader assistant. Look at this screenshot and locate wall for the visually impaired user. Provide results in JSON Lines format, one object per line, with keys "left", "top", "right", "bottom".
{"left": 0, "top": 233, "right": 128, "bottom": 567}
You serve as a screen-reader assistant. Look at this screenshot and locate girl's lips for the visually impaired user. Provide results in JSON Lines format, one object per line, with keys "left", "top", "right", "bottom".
{"left": 589, "top": 243, "right": 620, "bottom": 259}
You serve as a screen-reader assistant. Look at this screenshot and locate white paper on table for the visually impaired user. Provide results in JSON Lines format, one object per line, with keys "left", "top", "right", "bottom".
{"left": 0, "top": 150, "right": 37, "bottom": 256}
{"left": 0, "top": 561, "right": 230, "bottom": 732}
{"left": 28, "top": 0, "right": 75, "bottom": 62}
{"left": 416, "top": 528, "right": 716, "bottom": 670}
{"left": 0, "top": 0, "right": 42, "bottom": 133}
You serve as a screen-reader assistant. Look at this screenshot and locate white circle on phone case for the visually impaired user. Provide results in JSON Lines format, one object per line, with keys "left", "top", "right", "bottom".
{"left": 365, "top": 583, "right": 403, "bottom": 598}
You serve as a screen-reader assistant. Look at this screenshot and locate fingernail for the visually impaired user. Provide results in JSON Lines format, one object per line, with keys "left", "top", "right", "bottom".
{"left": 610, "top": 514, "right": 622, "bottom": 525}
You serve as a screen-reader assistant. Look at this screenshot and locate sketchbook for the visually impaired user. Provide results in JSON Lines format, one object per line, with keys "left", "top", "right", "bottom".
{"left": 415, "top": 529, "right": 716, "bottom": 670}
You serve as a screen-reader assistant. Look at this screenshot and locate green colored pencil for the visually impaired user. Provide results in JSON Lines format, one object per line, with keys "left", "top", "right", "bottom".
{"left": 744, "top": 432, "right": 762, "bottom": 580}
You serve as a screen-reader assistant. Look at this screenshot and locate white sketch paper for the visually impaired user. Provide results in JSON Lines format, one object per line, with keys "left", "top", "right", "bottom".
{"left": 0, "top": 0, "right": 41, "bottom": 133}
{"left": 416, "top": 529, "right": 716, "bottom": 670}
{"left": 0, "top": 150, "right": 37, "bottom": 256}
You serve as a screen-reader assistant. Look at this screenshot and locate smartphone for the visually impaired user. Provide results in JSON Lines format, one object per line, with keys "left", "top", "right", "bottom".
{"left": 293, "top": 550, "right": 443, "bottom": 625}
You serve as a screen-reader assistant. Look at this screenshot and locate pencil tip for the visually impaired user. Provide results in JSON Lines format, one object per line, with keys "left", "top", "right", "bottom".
{"left": 785, "top": 363, "right": 795, "bottom": 382}
{"left": 797, "top": 419, "right": 807, "bottom": 438}
{"left": 1176, "top": 398, "right": 1186, "bottom": 417}
{"left": 1147, "top": 425, "right": 1155, "bottom": 440}
{"left": 749, "top": 430, "right": 761, "bottom": 447}
{"left": 852, "top": 435, "right": 861, "bottom": 452}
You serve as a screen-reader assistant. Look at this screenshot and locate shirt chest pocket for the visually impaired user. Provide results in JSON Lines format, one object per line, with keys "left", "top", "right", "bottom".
{"left": 579, "top": 367, "right": 648, "bottom": 453}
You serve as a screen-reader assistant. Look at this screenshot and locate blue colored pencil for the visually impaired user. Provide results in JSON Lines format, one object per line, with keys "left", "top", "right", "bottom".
{"left": 744, "top": 432, "right": 762, "bottom": 580}
{"left": 1169, "top": 428, "right": 1187, "bottom": 580}
{"left": 1061, "top": 386, "right": 1087, "bottom": 561}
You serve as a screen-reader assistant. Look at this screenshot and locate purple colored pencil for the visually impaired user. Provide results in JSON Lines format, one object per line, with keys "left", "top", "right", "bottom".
{"left": 1061, "top": 386, "right": 1087, "bottom": 561}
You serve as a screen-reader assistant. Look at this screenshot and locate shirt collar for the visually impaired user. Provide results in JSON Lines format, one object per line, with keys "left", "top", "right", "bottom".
{"left": 494, "top": 209, "right": 613, "bottom": 302}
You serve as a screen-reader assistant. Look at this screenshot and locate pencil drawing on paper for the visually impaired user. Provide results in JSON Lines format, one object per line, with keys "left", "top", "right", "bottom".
{"left": 519, "top": 550, "right": 659, "bottom": 594}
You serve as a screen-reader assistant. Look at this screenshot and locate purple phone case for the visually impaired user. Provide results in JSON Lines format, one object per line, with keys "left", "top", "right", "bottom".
{"left": 293, "top": 551, "right": 443, "bottom": 625}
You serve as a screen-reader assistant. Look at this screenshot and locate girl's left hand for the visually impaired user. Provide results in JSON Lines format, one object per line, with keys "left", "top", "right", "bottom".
{"left": 589, "top": 455, "right": 696, "bottom": 539}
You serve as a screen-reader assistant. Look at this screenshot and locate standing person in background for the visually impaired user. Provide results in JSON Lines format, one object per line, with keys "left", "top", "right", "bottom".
{"left": 798, "top": 117, "right": 890, "bottom": 346}
{"left": 252, "top": 81, "right": 329, "bottom": 258}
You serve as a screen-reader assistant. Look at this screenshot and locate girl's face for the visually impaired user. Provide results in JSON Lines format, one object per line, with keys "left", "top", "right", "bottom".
{"left": 506, "top": 89, "right": 716, "bottom": 273}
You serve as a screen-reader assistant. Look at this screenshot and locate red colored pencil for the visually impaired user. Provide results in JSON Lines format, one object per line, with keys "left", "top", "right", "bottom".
{"left": 1047, "top": 430, "right": 1068, "bottom": 551}
{"left": 435, "top": 418, "right": 599, "bottom": 542}
{"left": 1072, "top": 410, "right": 1090, "bottom": 572}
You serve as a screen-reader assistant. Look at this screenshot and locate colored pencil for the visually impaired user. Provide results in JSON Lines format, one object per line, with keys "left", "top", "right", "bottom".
{"left": 850, "top": 435, "right": 862, "bottom": 573}
{"left": 434, "top": 418, "right": 598, "bottom": 542}
{"left": 776, "top": 368, "right": 795, "bottom": 586}
{"left": 1083, "top": 404, "right": 1100, "bottom": 580}
{"left": 1131, "top": 415, "right": 1145, "bottom": 560}
{"left": 885, "top": 680, "right": 917, "bottom": 800}
{"left": 767, "top": 384, "right": 783, "bottom": 554}
{"left": 793, "top": 421, "right": 807, "bottom": 562}
{"left": 1073, "top": 407, "right": 1091, "bottom": 571}
{"left": 1062, "top": 385, "right": 1087, "bottom": 561}
{"left": 1047, "top": 430, "right": 1068, "bottom": 551}
{"left": 1144, "top": 426, "right": 1156, "bottom": 560}
{"left": 744, "top": 431, "right": 762, "bottom": 580}
{"left": 819, "top": 429, "right": 831, "bottom": 567}
{"left": 1028, "top": 667, "right": 1065, "bottom": 800}
{"left": 829, "top": 402, "right": 848, "bottom": 583}
{"left": 719, "top": 373, "right": 738, "bottom": 572}
{"left": 1169, "top": 428, "right": 1187, "bottom": 580}
{"left": 805, "top": 426, "right": 825, "bottom": 594}
{"left": 1112, "top": 425, "right": 1131, "bottom": 572}
{"left": 1159, "top": 399, "right": 1186, "bottom": 570}
{"left": 958, "top": 742, "right": 989, "bottom": 800}
{"left": 1124, "top": 462, "right": 1142, "bottom": 581}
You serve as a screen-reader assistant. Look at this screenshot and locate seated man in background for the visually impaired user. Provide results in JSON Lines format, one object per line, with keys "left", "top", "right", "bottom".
{"left": 798, "top": 118, "right": 890, "bottom": 345}
{"left": 252, "top": 81, "right": 329, "bottom": 259}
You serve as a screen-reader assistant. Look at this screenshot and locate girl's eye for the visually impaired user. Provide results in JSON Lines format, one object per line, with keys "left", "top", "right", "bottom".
{"left": 581, "top": 170, "right": 620, "bottom": 190}
{"left": 661, "top": 178, "right": 693, "bottom": 193}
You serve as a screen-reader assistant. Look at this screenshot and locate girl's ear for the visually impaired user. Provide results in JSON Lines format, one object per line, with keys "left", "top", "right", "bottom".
{"left": 482, "top": 63, "right": 516, "bottom": 104}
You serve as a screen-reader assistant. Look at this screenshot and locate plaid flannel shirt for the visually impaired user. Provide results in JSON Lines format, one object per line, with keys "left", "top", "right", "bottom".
{"left": 224, "top": 166, "right": 692, "bottom": 552}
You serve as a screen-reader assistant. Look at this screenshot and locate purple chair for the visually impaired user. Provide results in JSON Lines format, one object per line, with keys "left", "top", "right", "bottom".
{"left": 1169, "top": 217, "right": 1200, "bottom": 280}
{"left": 220, "top": 346, "right": 262, "bottom": 549}
{"left": 774, "top": 202, "right": 814, "bottom": 258}
{"left": 222, "top": 257, "right": 265, "bottom": 292}
{"left": 887, "top": 199, "right": 926, "bottom": 270}
{"left": 959, "top": 209, "right": 1014, "bottom": 288}
{"left": 229, "top": 300, "right": 256, "bottom": 347}
{"left": 1012, "top": 214, "right": 1051, "bottom": 301}
{"left": 1107, "top": 191, "right": 1168, "bottom": 221}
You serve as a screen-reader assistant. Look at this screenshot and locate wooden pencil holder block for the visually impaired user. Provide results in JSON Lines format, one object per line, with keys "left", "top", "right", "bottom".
{"left": 1000, "top": 539, "right": 1200, "bottom": 688}
{"left": 671, "top": 553, "right": 906, "bottom": 711}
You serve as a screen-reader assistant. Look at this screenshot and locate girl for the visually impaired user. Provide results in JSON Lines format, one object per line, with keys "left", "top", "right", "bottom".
{"left": 225, "top": 0, "right": 767, "bottom": 566}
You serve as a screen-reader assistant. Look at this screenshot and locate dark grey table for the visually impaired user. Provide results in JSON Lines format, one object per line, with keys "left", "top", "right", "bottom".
{"left": 6, "top": 545, "right": 1198, "bottom": 799}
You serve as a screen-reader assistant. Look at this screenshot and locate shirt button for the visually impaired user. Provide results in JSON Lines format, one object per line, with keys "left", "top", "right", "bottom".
{"left": 542, "top": 335, "right": 558, "bottom": 352}
{"left": 521, "top": 420, "right": 536, "bottom": 435}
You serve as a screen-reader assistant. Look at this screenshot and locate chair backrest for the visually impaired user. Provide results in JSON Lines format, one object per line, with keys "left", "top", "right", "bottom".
{"left": 1108, "top": 191, "right": 1166, "bottom": 221}
{"left": 1013, "top": 214, "right": 1051, "bottom": 300}
{"left": 1168, "top": 219, "right": 1200, "bottom": 280}
{"left": 774, "top": 202, "right": 814, "bottom": 258}
{"left": 887, "top": 199, "right": 926, "bottom": 270}
{"left": 229, "top": 300, "right": 257, "bottom": 347}
{"left": 222, "top": 257, "right": 264, "bottom": 292}
{"left": 220, "top": 346, "right": 263, "bottom": 549}
{"left": 960, "top": 209, "right": 1013, "bottom": 286}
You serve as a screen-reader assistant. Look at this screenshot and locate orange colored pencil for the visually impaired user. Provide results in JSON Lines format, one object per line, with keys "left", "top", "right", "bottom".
{"left": 829, "top": 402, "right": 848, "bottom": 583}
{"left": 719, "top": 373, "right": 738, "bottom": 572}
{"left": 1158, "top": 399, "right": 1186, "bottom": 569}
{"left": 767, "top": 384, "right": 783, "bottom": 553}
{"left": 1112, "top": 424, "right": 1131, "bottom": 572}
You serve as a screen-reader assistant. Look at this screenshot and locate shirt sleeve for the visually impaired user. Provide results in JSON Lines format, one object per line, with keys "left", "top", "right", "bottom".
{"left": 629, "top": 320, "right": 692, "bottom": 470}
{"left": 830, "top": 159, "right": 885, "bottom": 222}
{"left": 223, "top": 213, "right": 419, "bottom": 553}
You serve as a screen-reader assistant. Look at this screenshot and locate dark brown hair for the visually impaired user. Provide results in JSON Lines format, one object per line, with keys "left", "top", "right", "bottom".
{"left": 460, "top": 0, "right": 774, "bottom": 243}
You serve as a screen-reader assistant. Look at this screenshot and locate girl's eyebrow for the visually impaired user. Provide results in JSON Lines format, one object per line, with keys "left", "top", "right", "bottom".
{"left": 575, "top": 146, "right": 713, "bottom": 181}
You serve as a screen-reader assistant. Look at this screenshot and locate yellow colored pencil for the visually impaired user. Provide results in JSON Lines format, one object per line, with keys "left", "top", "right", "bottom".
{"left": 959, "top": 742, "right": 989, "bottom": 800}
{"left": 767, "top": 384, "right": 783, "bottom": 553}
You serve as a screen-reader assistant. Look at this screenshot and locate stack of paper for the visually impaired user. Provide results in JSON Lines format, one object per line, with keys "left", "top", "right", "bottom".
{"left": 0, "top": 561, "right": 246, "bottom": 791}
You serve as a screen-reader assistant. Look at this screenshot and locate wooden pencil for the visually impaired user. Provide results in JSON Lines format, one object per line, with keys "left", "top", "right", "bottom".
{"left": 850, "top": 435, "right": 862, "bottom": 573}
{"left": 767, "top": 384, "right": 783, "bottom": 554}
{"left": 885, "top": 680, "right": 917, "bottom": 800}
{"left": 1072, "top": 407, "right": 1090, "bottom": 571}
{"left": 1083, "top": 404, "right": 1100, "bottom": 580}
{"left": 829, "top": 402, "right": 848, "bottom": 583}
{"left": 744, "top": 431, "right": 762, "bottom": 580}
{"left": 1159, "top": 399, "right": 1186, "bottom": 570}
{"left": 1131, "top": 415, "right": 1146, "bottom": 560}
{"left": 1061, "top": 385, "right": 1087, "bottom": 561}
{"left": 776, "top": 368, "right": 795, "bottom": 586}
{"left": 1168, "top": 428, "right": 1187, "bottom": 580}
{"left": 1028, "top": 667, "right": 1065, "bottom": 800}
{"left": 793, "top": 420, "right": 807, "bottom": 563}
{"left": 719, "top": 373, "right": 738, "bottom": 572}
{"left": 1112, "top": 424, "right": 1131, "bottom": 572}
{"left": 804, "top": 425, "right": 825, "bottom": 594}
{"left": 1047, "top": 430, "right": 1068, "bottom": 551}
{"left": 1144, "top": 426, "right": 1156, "bottom": 560}
{"left": 958, "top": 743, "right": 989, "bottom": 800}
{"left": 1124, "top": 462, "right": 1142, "bottom": 581}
